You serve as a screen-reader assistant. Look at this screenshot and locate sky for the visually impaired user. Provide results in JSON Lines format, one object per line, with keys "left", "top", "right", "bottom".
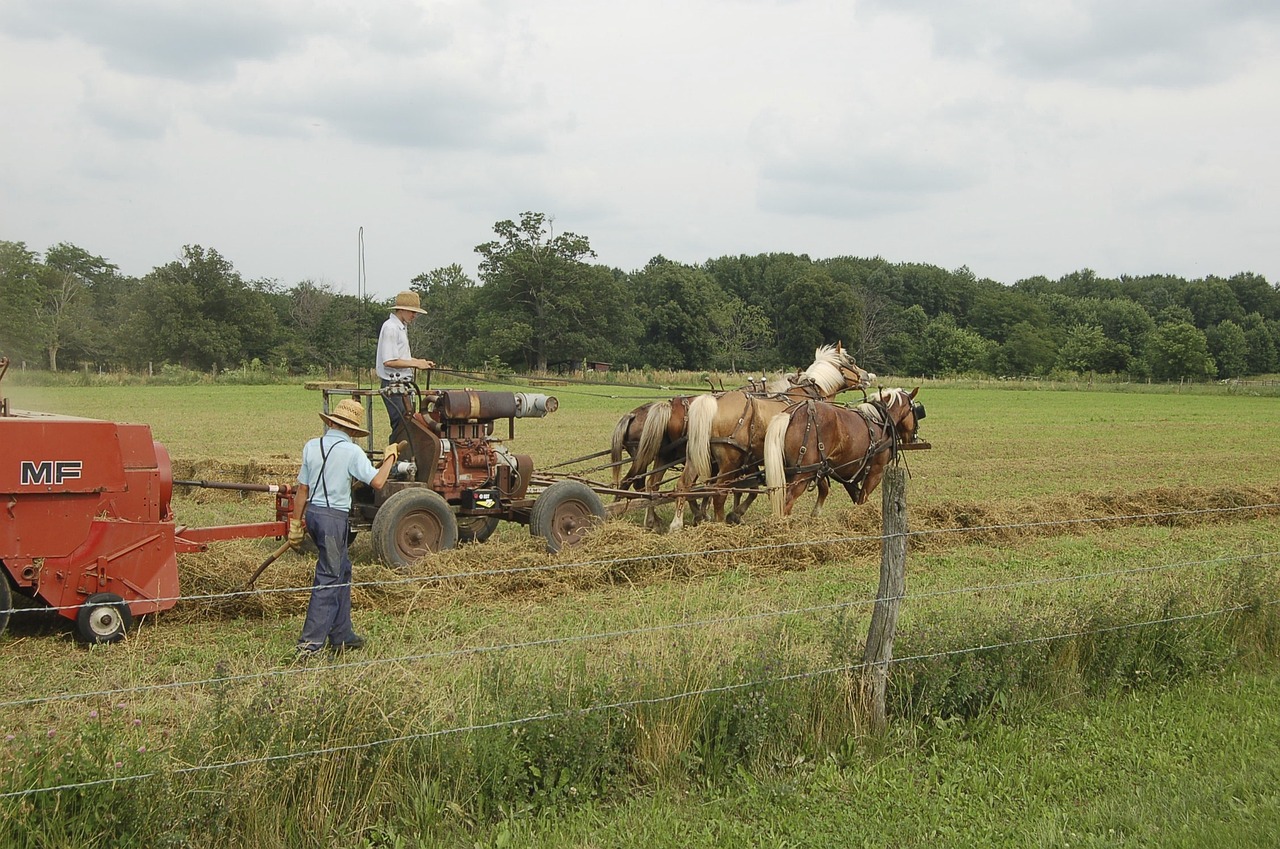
{"left": 1, "top": 0, "right": 1278, "bottom": 302}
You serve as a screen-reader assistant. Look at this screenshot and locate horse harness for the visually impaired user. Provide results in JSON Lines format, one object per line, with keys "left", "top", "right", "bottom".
{"left": 789, "top": 394, "right": 903, "bottom": 496}
{"left": 712, "top": 379, "right": 828, "bottom": 460}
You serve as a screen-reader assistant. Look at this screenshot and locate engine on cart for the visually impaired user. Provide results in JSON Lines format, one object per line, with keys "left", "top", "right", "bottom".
{"left": 353, "top": 388, "right": 566, "bottom": 566}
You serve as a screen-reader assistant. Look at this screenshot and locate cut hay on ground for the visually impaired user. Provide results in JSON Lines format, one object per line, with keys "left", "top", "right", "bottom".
{"left": 172, "top": 483, "right": 1280, "bottom": 625}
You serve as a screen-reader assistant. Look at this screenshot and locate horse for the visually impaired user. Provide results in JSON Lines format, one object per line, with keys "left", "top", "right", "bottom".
{"left": 762, "top": 387, "right": 924, "bottom": 518}
{"left": 609, "top": 375, "right": 791, "bottom": 529}
{"left": 669, "top": 343, "right": 875, "bottom": 531}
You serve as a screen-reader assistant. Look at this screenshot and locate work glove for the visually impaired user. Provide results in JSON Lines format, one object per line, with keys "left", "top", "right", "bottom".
{"left": 383, "top": 442, "right": 401, "bottom": 464}
{"left": 287, "top": 518, "right": 306, "bottom": 550}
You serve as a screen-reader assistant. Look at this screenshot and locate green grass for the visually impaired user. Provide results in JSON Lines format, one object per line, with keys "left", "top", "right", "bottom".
{"left": 2, "top": 381, "right": 1279, "bottom": 846}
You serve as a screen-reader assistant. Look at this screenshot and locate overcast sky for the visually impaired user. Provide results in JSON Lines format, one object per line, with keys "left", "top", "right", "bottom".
{"left": 2, "top": 0, "right": 1277, "bottom": 301}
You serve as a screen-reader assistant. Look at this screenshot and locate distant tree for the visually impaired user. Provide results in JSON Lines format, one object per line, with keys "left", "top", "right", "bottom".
{"left": 1144, "top": 321, "right": 1216, "bottom": 381}
{"left": 37, "top": 243, "right": 120, "bottom": 371}
{"left": 124, "top": 245, "right": 279, "bottom": 372}
{"left": 1182, "top": 277, "right": 1244, "bottom": 328}
{"left": 0, "top": 241, "right": 45, "bottom": 365}
{"left": 775, "top": 269, "right": 861, "bottom": 366}
{"left": 1205, "top": 320, "right": 1249, "bottom": 379}
{"left": 921, "top": 313, "right": 993, "bottom": 376}
{"left": 631, "top": 257, "right": 725, "bottom": 369}
{"left": 990, "top": 321, "right": 1057, "bottom": 376}
{"left": 709, "top": 298, "right": 772, "bottom": 372}
{"left": 473, "top": 213, "right": 636, "bottom": 372}
{"left": 1239, "top": 313, "right": 1279, "bottom": 375}
{"left": 1226, "top": 272, "right": 1278, "bottom": 319}
{"left": 412, "top": 263, "right": 479, "bottom": 368}
{"left": 880, "top": 304, "right": 928, "bottom": 375}
{"left": 1055, "top": 325, "right": 1110, "bottom": 374}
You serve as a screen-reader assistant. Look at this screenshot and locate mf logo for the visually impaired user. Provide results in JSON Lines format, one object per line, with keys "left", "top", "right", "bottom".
{"left": 20, "top": 460, "right": 84, "bottom": 486}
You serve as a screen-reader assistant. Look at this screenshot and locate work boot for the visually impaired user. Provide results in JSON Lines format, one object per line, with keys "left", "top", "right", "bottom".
{"left": 330, "top": 634, "right": 366, "bottom": 652}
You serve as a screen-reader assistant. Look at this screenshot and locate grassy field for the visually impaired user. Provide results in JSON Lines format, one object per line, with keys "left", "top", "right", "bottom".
{"left": 2, "top": 379, "right": 1279, "bottom": 847}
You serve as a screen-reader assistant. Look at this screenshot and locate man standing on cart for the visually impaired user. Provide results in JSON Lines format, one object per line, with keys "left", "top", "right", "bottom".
{"left": 289, "top": 398, "right": 400, "bottom": 655}
{"left": 376, "top": 290, "right": 435, "bottom": 438}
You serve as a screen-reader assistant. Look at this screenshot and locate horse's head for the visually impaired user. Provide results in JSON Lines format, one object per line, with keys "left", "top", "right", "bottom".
{"left": 806, "top": 342, "right": 876, "bottom": 395}
{"left": 876, "top": 387, "right": 923, "bottom": 444}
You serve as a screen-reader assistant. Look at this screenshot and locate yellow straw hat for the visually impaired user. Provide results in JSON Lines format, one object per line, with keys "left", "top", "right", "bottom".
{"left": 319, "top": 398, "right": 370, "bottom": 436}
{"left": 393, "top": 290, "right": 427, "bottom": 314}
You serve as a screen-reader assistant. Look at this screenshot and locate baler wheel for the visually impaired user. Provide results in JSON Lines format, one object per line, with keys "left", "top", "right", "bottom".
{"left": 530, "top": 480, "right": 606, "bottom": 553}
{"left": 76, "top": 593, "right": 133, "bottom": 644}
{"left": 0, "top": 577, "right": 10, "bottom": 636}
{"left": 371, "top": 488, "right": 458, "bottom": 569}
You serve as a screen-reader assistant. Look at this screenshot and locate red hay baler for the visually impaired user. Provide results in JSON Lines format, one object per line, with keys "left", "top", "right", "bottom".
{"left": 0, "top": 358, "right": 293, "bottom": 643}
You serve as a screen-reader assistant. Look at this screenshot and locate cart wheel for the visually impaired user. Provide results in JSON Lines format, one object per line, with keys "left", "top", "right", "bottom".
{"left": 457, "top": 515, "right": 500, "bottom": 544}
{"left": 76, "top": 593, "right": 133, "bottom": 644}
{"left": 531, "top": 480, "right": 605, "bottom": 553}
{"left": 371, "top": 488, "right": 458, "bottom": 569}
{"left": 0, "top": 576, "right": 11, "bottom": 637}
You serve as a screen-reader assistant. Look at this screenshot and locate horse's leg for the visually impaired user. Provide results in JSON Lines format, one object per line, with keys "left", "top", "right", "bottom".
{"left": 810, "top": 476, "right": 829, "bottom": 518}
{"left": 784, "top": 477, "right": 812, "bottom": 517}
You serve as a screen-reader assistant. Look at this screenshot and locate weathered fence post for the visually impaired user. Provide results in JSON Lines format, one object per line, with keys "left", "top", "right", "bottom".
{"left": 862, "top": 463, "right": 907, "bottom": 734}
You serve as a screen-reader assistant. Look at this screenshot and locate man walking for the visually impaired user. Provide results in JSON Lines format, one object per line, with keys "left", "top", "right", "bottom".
{"left": 289, "top": 398, "right": 399, "bottom": 655}
{"left": 376, "top": 290, "right": 435, "bottom": 437}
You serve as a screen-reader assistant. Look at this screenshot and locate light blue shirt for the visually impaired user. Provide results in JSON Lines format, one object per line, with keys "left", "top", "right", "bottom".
{"left": 297, "top": 429, "right": 378, "bottom": 511}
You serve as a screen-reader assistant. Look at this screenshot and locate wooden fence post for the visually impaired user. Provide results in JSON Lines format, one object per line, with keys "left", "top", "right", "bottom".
{"left": 862, "top": 464, "right": 908, "bottom": 734}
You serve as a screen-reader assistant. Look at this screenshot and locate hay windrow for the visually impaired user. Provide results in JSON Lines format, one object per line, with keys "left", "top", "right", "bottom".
{"left": 170, "top": 482, "right": 1280, "bottom": 624}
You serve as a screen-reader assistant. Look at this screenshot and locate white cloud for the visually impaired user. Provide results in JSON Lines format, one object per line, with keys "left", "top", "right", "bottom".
{"left": 0, "top": 0, "right": 1277, "bottom": 296}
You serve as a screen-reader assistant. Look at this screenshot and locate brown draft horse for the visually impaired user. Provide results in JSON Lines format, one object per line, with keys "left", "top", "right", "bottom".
{"left": 669, "top": 343, "right": 875, "bottom": 531}
{"left": 609, "top": 375, "right": 792, "bottom": 529}
{"left": 763, "top": 387, "right": 924, "bottom": 517}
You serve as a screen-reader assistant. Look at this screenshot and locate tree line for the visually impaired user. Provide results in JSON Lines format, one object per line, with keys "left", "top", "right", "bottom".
{"left": 2, "top": 211, "right": 1278, "bottom": 381}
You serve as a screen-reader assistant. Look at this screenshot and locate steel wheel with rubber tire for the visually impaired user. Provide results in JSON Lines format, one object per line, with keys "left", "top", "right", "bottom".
{"left": 371, "top": 488, "right": 458, "bottom": 569}
{"left": 76, "top": 593, "right": 133, "bottom": 644}
{"left": 530, "top": 480, "right": 605, "bottom": 553}
{"left": 457, "top": 515, "right": 500, "bottom": 544}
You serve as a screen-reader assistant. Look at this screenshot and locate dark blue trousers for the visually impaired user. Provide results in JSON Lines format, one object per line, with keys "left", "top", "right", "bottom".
{"left": 381, "top": 378, "right": 415, "bottom": 439}
{"left": 298, "top": 505, "right": 359, "bottom": 651}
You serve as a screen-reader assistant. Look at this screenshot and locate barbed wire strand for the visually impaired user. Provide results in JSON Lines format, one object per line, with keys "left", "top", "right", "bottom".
{"left": 6, "top": 599, "right": 1275, "bottom": 800}
{"left": 2, "top": 549, "right": 1273, "bottom": 711}
{"left": 7, "top": 501, "right": 1279, "bottom": 619}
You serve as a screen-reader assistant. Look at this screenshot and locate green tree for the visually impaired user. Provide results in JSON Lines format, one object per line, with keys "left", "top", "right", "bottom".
{"left": 1143, "top": 321, "right": 1216, "bottom": 381}
{"left": 775, "top": 269, "right": 861, "bottom": 366}
{"left": 990, "top": 321, "right": 1057, "bottom": 376}
{"left": 1205, "top": 320, "right": 1249, "bottom": 379}
{"left": 412, "top": 263, "right": 479, "bottom": 368}
{"left": 473, "top": 213, "right": 636, "bottom": 372}
{"left": 1239, "top": 313, "right": 1278, "bottom": 375}
{"left": 1182, "top": 278, "right": 1244, "bottom": 328}
{"left": 631, "top": 257, "right": 726, "bottom": 369}
{"left": 921, "top": 313, "right": 994, "bottom": 376}
{"left": 124, "top": 245, "right": 279, "bottom": 372}
{"left": 1056, "top": 325, "right": 1110, "bottom": 374}
{"left": 38, "top": 243, "right": 121, "bottom": 371}
{"left": 0, "top": 241, "right": 45, "bottom": 365}
{"left": 709, "top": 298, "right": 772, "bottom": 372}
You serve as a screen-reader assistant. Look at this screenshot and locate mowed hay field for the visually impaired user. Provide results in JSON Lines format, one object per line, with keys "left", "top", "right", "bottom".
{"left": 3, "top": 379, "right": 1279, "bottom": 847}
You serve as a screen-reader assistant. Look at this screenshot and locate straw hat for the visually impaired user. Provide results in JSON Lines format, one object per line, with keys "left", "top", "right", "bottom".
{"left": 319, "top": 398, "right": 370, "bottom": 436}
{"left": 393, "top": 290, "right": 427, "bottom": 315}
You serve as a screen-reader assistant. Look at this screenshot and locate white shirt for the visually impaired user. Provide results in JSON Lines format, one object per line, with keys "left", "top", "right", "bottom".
{"left": 376, "top": 312, "right": 413, "bottom": 381}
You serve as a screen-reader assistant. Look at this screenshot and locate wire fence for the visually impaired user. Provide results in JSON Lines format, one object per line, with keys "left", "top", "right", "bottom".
{"left": 2, "top": 500, "right": 1278, "bottom": 800}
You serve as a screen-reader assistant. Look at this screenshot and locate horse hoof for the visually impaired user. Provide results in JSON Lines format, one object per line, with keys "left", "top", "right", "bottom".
{"left": 726, "top": 512, "right": 741, "bottom": 525}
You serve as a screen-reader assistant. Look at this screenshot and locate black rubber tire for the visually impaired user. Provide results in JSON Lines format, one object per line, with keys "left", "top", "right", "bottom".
{"left": 370, "top": 488, "right": 458, "bottom": 569}
{"left": 0, "top": 574, "right": 11, "bottom": 637}
{"left": 456, "top": 515, "right": 501, "bottom": 544}
{"left": 76, "top": 593, "right": 133, "bottom": 644}
{"left": 530, "top": 480, "right": 606, "bottom": 553}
